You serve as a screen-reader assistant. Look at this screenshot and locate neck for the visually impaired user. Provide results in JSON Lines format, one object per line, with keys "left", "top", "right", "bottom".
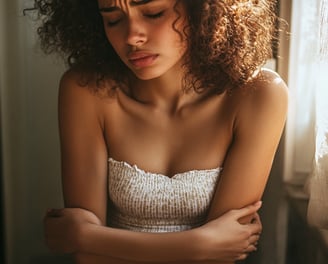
{"left": 128, "top": 64, "right": 197, "bottom": 115}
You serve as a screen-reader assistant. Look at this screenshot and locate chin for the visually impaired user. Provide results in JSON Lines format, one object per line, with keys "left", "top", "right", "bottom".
{"left": 132, "top": 68, "right": 166, "bottom": 81}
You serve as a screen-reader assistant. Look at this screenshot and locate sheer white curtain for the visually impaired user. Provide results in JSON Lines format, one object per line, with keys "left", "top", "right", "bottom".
{"left": 307, "top": 0, "right": 328, "bottom": 228}
{"left": 285, "top": 0, "right": 328, "bottom": 228}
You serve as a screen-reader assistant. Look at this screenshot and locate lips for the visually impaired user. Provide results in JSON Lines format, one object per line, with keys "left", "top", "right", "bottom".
{"left": 128, "top": 52, "right": 159, "bottom": 68}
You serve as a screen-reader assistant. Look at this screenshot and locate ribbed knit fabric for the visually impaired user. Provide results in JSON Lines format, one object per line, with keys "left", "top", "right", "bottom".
{"left": 108, "top": 158, "right": 222, "bottom": 233}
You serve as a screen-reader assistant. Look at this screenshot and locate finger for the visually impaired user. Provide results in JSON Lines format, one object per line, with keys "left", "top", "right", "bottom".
{"left": 250, "top": 212, "right": 258, "bottom": 223}
{"left": 249, "top": 234, "right": 260, "bottom": 245}
{"left": 43, "top": 215, "right": 56, "bottom": 237}
{"left": 232, "top": 201, "right": 262, "bottom": 219}
{"left": 46, "top": 208, "right": 63, "bottom": 217}
{"left": 251, "top": 212, "right": 261, "bottom": 223}
{"left": 244, "top": 243, "right": 257, "bottom": 253}
{"left": 250, "top": 214, "right": 262, "bottom": 232}
{"left": 236, "top": 253, "right": 248, "bottom": 261}
{"left": 248, "top": 214, "right": 262, "bottom": 233}
{"left": 248, "top": 221, "right": 262, "bottom": 235}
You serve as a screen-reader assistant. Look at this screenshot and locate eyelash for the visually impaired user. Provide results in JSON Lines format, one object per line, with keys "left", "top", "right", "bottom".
{"left": 107, "top": 20, "right": 121, "bottom": 27}
{"left": 145, "top": 11, "right": 165, "bottom": 19}
{"left": 106, "top": 11, "right": 165, "bottom": 27}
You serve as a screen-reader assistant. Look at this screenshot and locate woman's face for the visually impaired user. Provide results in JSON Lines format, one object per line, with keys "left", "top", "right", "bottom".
{"left": 98, "top": 0, "right": 188, "bottom": 80}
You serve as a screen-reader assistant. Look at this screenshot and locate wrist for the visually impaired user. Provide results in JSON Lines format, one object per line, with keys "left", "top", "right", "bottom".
{"left": 77, "top": 222, "right": 96, "bottom": 254}
{"left": 193, "top": 225, "right": 226, "bottom": 262}
{"left": 189, "top": 227, "right": 211, "bottom": 262}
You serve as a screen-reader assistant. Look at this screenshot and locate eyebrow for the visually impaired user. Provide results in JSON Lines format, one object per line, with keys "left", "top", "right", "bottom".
{"left": 99, "top": 0, "right": 155, "bottom": 12}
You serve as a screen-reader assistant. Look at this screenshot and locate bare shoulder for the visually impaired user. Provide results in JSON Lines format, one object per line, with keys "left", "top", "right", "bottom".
{"left": 234, "top": 68, "right": 288, "bottom": 113}
{"left": 59, "top": 68, "right": 85, "bottom": 92}
{"left": 230, "top": 68, "right": 288, "bottom": 131}
{"left": 59, "top": 68, "right": 94, "bottom": 104}
{"left": 59, "top": 68, "right": 118, "bottom": 104}
{"left": 249, "top": 68, "right": 288, "bottom": 104}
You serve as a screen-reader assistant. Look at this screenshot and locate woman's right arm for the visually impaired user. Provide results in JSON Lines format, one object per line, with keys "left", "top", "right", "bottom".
{"left": 48, "top": 70, "right": 261, "bottom": 263}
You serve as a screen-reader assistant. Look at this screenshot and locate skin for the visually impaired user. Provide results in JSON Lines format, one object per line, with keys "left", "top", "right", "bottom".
{"left": 44, "top": 0, "right": 288, "bottom": 263}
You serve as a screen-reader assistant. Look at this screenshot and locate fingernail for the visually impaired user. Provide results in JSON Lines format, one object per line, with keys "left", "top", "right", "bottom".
{"left": 255, "top": 201, "right": 262, "bottom": 207}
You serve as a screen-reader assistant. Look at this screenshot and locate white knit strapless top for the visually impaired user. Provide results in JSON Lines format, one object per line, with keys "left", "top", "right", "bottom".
{"left": 108, "top": 158, "right": 222, "bottom": 233}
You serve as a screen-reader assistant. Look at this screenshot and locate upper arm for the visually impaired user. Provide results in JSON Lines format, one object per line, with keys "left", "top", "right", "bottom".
{"left": 207, "top": 70, "right": 288, "bottom": 221}
{"left": 58, "top": 71, "right": 108, "bottom": 224}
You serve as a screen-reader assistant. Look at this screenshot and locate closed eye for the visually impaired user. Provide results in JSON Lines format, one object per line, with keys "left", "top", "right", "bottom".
{"left": 104, "top": 10, "right": 165, "bottom": 27}
{"left": 144, "top": 11, "right": 165, "bottom": 19}
{"left": 107, "top": 19, "right": 122, "bottom": 27}
{"left": 103, "top": 14, "right": 124, "bottom": 27}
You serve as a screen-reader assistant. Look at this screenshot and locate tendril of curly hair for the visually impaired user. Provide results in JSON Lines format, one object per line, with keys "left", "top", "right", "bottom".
{"left": 32, "top": 0, "right": 278, "bottom": 93}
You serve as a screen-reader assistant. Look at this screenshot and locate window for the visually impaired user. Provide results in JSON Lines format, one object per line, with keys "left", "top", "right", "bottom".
{"left": 283, "top": 0, "right": 328, "bottom": 228}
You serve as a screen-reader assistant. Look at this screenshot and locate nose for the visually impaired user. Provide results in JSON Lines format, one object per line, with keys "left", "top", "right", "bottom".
{"left": 125, "top": 17, "right": 147, "bottom": 47}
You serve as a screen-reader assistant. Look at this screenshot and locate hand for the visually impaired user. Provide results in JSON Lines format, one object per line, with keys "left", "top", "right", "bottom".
{"left": 44, "top": 207, "right": 101, "bottom": 254}
{"left": 198, "top": 201, "right": 262, "bottom": 262}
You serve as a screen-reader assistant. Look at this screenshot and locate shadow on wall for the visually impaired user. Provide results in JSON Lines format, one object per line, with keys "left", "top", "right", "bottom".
{"left": 1, "top": 156, "right": 4, "bottom": 264}
{"left": 1, "top": 1, "right": 65, "bottom": 263}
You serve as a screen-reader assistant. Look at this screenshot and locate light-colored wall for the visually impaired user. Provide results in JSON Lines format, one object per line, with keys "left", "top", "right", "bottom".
{"left": 1, "top": 1, "right": 65, "bottom": 263}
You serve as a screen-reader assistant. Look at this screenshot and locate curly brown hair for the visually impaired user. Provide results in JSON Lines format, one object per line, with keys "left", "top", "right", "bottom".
{"left": 32, "top": 0, "right": 278, "bottom": 93}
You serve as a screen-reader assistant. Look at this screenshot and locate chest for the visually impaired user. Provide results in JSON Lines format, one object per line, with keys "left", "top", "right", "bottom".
{"left": 103, "top": 95, "right": 235, "bottom": 176}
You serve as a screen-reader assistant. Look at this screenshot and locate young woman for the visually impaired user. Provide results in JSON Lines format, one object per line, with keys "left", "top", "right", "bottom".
{"left": 38, "top": 0, "right": 288, "bottom": 263}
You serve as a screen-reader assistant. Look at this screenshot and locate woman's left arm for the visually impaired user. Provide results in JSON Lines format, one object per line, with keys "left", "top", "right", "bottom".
{"left": 207, "top": 69, "right": 288, "bottom": 223}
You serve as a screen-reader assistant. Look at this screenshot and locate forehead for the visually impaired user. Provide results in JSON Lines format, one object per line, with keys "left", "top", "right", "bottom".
{"left": 98, "top": 0, "right": 158, "bottom": 7}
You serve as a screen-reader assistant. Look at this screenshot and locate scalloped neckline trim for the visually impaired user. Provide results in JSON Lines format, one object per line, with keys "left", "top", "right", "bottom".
{"left": 108, "top": 157, "right": 222, "bottom": 179}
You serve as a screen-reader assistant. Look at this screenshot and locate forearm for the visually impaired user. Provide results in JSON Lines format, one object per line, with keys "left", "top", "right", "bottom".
{"left": 45, "top": 207, "right": 258, "bottom": 263}
{"left": 78, "top": 224, "right": 204, "bottom": 262}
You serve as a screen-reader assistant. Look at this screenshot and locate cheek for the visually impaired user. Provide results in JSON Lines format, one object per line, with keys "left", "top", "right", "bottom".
{"left": 153, "top": 23, "right": 185, "bottom": 48}
{"left": 163, "top": 17, "right": 188, "bottom": 49}
{"left": 106, "top": 32, "right": 123, "bottom": 54}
